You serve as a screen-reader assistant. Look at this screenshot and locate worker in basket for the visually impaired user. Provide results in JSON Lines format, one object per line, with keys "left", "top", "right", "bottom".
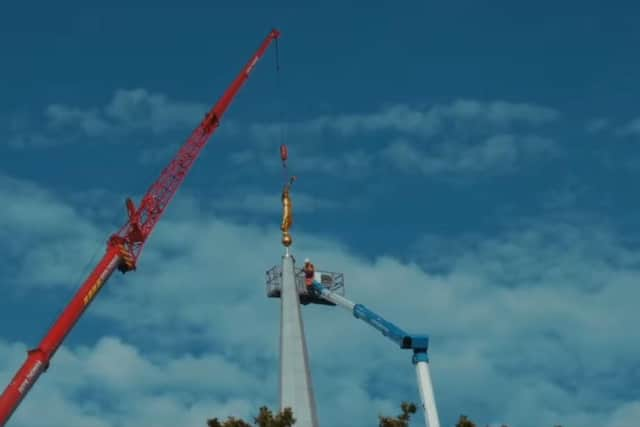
{"left": 303, "top": 258, "right": 315, "bottom": 288}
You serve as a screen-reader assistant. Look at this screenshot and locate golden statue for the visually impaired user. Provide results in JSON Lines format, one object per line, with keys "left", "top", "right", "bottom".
{"left": 281, "top": 176, "right": 296, "bottom": 246}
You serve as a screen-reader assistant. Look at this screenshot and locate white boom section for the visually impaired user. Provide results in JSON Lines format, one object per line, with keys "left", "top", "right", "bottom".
{"left": 313, "top": 285, "right": 354, "bottom": 310}
{"left": 416, "top": 361, "right": 440, "bottom": 427}
{"left": 312, "top": 282, "right": 440, "bottom": 427}
{"left": 279, "top": 254, "right": 319, "bottom": 427}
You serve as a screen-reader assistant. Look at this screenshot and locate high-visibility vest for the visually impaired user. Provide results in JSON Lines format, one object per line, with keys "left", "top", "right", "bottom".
{"left": 304, "top": 263, "right": 315, "bottom": 284}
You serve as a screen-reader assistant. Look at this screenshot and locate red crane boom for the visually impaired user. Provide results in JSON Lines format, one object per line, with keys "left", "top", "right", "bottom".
{"left": 0, "top": 28, "right": 280, "bottom": 426}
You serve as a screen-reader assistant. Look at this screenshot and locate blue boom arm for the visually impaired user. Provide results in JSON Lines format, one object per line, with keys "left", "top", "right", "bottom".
{"left": 311, "top": 282, "right": 429, "bottom": 363}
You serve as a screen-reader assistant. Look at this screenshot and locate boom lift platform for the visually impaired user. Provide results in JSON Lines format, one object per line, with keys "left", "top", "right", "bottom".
{"left": 265, "top": 264, "right": 345, "bottom": 305}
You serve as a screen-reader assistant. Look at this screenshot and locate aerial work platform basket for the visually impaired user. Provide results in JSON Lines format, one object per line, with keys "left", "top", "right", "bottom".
{"left": 265, "top": 264, "right": 345, "bottom": 305}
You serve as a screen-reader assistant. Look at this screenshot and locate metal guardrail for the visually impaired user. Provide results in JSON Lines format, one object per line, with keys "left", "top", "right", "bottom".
{"left": 266, "top": 264, "right": 345, "bottom": 303}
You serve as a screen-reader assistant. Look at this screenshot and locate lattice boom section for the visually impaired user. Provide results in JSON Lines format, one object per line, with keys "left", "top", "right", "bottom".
{"left": 265, "top": 264, "right": 345, "bottom": 306}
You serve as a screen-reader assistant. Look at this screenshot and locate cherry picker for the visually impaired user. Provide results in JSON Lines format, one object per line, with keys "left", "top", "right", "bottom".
{"left": 310, "top": 281, "right": 441, "bottom": 427}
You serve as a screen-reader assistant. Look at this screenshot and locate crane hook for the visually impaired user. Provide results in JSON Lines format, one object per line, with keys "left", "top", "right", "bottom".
{"left": 280, "top": 144, "right": 288, "bottom": 166}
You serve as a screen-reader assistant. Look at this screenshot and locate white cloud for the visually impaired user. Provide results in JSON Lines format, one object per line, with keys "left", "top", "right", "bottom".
{"left": 586, "top": 118, "right": 610, "bottom": 134}
{"left": 46, "top": 104, "right": 111, "bottom": 136}
{"left": 235, "top": 100, "right": 561, "bottom": 178}
{"left": 280, "top": 133, "right": 557, "bottom": 177}
{"left": 250, "top": 100, "right": 560, "bottom": 142}
{"left": 230, "top": 133, "right": 558, "bottom": 179}
{"left": 229, "top": 147, "right": 375, "bottom": 179}
{"left": 5, "top": 89, "right": 224, "bottom": 149}
{"left": 1, "top": 173, "right": 639, "bottom": 427}
{"left": 0, "top": 173, "right": 111, "bottom": 290}
{"left": 0, "top": 337, "right": 274, "bottom": 427}
{"left": 7, "top": 133, "right": 62, "bottom": 149}
{"left": 4, "top": 94, "right": 560, "bottom": 182}
{"left": 139, "top": 142, "right": 180, "bottom": 164}
{"left": 617, "top": 117, "right": 640, "bottom": 136}
{"left": 443, "top": 99, "right": 560, "bottom": 125}
{"left": 381, "top": 134, "right": 557, "bottom": 175}
{"left": 607, "top": 401, "right": 640, "bottom": 427}
{"left": 103, "top": 89, "right": 207, "bottom": 134}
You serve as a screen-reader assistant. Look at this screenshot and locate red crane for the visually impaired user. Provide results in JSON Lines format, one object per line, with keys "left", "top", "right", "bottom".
{"left": 0, "top": 28, "right": 281, "bottom": 426}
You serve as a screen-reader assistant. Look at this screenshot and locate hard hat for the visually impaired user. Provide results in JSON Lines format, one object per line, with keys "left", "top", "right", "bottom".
{"left": 304, "top": 258, "right": 310, "bottom": 263}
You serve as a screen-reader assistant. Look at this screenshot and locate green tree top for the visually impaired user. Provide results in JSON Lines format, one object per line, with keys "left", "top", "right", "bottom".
{"left": 207, "top": 406, "right": 295, "bottom": 427}
{"left": 378, "top": 401, "right": 417, "bottom": 427}
{"left": 456, "top": 415, "right": 476, "bottom": 427}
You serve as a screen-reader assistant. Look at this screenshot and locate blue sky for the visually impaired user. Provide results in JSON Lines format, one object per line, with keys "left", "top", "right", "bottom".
{"left": 1, "top": 2, "right": 640, "bottom": 427}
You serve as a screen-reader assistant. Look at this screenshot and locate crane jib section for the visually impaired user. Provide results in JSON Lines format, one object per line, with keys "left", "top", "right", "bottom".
{"left": 0, "top": 29, "right": 280, "bottom": 427}
{"left": 115, "top": 29, "right": 281, "bottom": 264}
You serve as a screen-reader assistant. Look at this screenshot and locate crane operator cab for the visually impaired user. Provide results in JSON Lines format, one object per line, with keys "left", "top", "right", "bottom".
{"left": 265, "top": 257, "right": 345, "bottom": 305}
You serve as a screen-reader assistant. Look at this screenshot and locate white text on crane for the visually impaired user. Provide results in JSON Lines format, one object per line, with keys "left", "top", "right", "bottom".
{"left": 83, "top": 256, "right": 119, "bottom": 306}
{"left": 246, "top": 56, "right": 259, "bottom": 76}
{"left": 18, "top": 360, "right": 43, "bottom": 395}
